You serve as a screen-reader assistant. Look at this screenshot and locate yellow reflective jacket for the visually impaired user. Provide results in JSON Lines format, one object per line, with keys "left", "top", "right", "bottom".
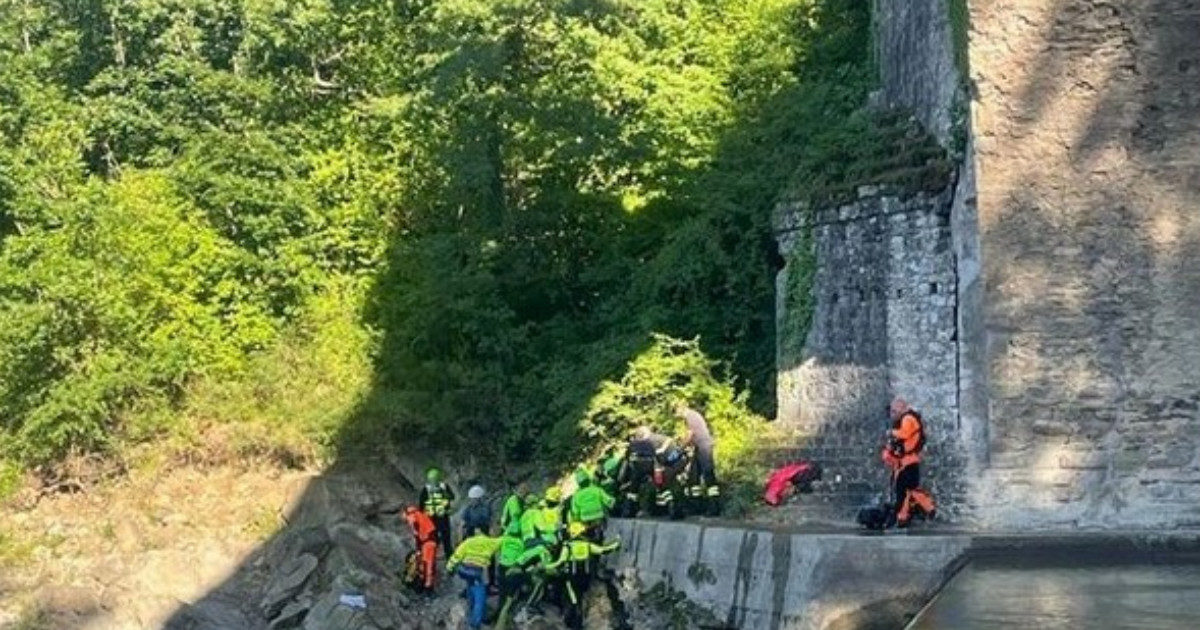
{"left": 447, "top": 535, "right": 501, "bottom": 571}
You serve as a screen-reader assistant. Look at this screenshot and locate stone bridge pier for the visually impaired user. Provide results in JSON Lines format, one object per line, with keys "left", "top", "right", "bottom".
{"left": 774, "top": 0, "right": 1200, "bottom": 530}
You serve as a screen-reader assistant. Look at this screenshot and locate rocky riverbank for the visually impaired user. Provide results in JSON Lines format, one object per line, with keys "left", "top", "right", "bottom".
{"left": 1, "top": 462, "right": 716, "bottom": 630}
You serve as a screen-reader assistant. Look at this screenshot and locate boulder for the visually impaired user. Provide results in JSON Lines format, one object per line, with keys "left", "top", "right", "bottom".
{"left": 268, "top": 600, "right": 312, "bottom": 630}
{"left": 261, "top": 553, "right": 319, "bottom": 618}
{"left": 331, "top": 521, "right": 412, "bottom": 572}
{"left": 327, "top": 523, "right": 401, "bottom": 581}
{"left": 263, "top": 526, "right": 331, "bottom": 571}
{"left": 302, "top": 586, "right": 382, "bottom": 630}
{"left": 165, "top": 594, "right": 254, "bottom": 630}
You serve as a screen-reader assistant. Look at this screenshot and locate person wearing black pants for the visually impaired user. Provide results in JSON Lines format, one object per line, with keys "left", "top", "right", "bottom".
{"left": 886, "top": 398, "right": 934, "bottom": 526}
{"left": 677, "top": 402, "right": 720, "bottom": 515}
{"left": 419, "top": 467, "right": 456, "bottom": 558}
{"left": 894, "top": 462, "right": 920, "bottom": 513}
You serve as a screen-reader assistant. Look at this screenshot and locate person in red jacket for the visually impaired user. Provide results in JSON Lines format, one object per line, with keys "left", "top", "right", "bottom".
{"left": 885, "top": 398, "right": 935, "bottom": 527}
{"left": 404, "top": 505, "right": 439, "bottom": 591}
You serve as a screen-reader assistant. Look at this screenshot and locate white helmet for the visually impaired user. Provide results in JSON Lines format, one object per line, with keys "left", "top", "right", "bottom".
{"left": 467, "top": 485, "right": 485, "bottom": 500}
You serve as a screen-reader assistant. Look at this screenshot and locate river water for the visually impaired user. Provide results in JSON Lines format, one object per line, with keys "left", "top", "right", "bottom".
{"left": 907, "top": 561, "right": 1200, "bottom": 629}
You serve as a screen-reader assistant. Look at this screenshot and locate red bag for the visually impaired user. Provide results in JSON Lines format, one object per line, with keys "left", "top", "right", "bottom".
{"left": 763, "top": 462, "right": 822, "bottom": 506}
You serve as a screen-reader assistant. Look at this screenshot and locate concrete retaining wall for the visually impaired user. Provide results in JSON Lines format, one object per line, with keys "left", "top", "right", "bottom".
{"left": 608, "top": 519, "right": 971, "bottom": 630}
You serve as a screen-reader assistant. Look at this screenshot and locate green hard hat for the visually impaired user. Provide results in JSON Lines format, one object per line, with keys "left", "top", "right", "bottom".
{"left": 426, "top": 467, "right": 442, "bottom": 483}
{"left": 524, "top": 493, "right": 540, "bottom": 507}
{"left": 575, "top": 466, "right": 593, "bottom": 486}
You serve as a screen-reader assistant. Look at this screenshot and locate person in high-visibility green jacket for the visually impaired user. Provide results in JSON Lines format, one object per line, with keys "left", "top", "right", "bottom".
{"left": 518, "top": 493, "right": 542, "bottom": 547}
{"left": 494, "top": 522, "right": 554, "bottom": 630}
{"left": 546, "top": 522, "right": 621, "bottom": 629}
{"left": 499, "top": 483, "right": 527, "bottom": 532}
{"left": 536, "top": 486, "right": 565, "bottom": 546}
{"left": 568, "top": 471, "right": 615, "bottom": 542}
{"left": 596, "top": 447, "right": 625, "bottom": 497}
{"left": 446, "top": 534, "right": 501, "bottom": 630}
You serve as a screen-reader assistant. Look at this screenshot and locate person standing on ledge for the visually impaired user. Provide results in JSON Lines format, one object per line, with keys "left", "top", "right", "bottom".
{"left": 886, "top": 397, "right": 935, "bottom": 527}
{"left": 676, "top": 400, "right": 720, "bottom": 515}
{"left": 419, "top": 467, "right": 456, "bottom": 557}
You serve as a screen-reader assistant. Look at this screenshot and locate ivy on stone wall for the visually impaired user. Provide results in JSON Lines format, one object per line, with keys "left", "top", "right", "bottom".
{"left": 947, "top": 0, "right": 970, "bottom": 80}
{"left": 779, "top": 228, "right": 816, "bottom": 369}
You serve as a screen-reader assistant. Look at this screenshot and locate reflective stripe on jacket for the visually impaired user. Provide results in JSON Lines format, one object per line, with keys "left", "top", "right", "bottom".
{"left": 421, "top": 483, "right": 454, "bottom": 517}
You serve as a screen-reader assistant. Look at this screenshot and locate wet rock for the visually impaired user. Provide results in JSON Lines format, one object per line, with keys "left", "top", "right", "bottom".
{"left": 261, "top": 553, "right": 319, "bottom": 618}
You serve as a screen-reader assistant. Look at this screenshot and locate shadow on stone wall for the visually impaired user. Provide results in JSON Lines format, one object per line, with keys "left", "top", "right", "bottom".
{"left": 971, "top": 0, "right": 1200, "bottom": 527}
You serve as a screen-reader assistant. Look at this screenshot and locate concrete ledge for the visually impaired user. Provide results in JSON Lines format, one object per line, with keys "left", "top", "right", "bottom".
{"left": 967, "top": 530, "right": 1200, "bottom": 565}
{"left": 608, "top": 519, "right": 971, "bottom": 630}
{"left": 610, "top": 519, "right": 1200, "bottom": 629}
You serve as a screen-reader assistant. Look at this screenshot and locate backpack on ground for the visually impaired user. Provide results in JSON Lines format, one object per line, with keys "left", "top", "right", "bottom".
{"left": 402, "top": 549, "right": 424, "bottom": 590}
{"left": 856, "top": 502, "right": 894, "bottom": 531}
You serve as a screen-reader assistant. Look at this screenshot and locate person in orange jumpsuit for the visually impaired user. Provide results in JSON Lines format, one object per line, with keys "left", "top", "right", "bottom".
{"left": 885, "top": 398, "right": 936, "bottom": 527}
{"left": 404, "top": 505, "right": 439, "bottom": 591}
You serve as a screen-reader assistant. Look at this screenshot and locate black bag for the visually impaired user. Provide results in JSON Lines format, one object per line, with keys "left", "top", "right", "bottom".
{"left": 660, "top": 445, "right": 685, "bottom": 467}
{"left": 857, "top": 502, "right": 893, "bottom": 531}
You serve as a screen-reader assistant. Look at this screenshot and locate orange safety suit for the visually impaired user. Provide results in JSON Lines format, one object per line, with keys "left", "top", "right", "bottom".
{"left": 405, "top": 508, "right": 439, "bottom": 589}
{"left": 890, "top": 411, "right": 923, "bottom": 468}
{"left": 884, "top": 411, "right": 934, "bottom": 525}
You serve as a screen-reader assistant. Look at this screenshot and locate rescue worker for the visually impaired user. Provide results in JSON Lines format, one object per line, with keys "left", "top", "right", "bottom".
{"left": 418, "top": 467, "right": 456, "bottom": 557}
{"left": 518, "top": 492, "right": 543, "bottom": 548}
{"left": 446, "top": 533, "right": 502, "bottom": 630}
{"left": 495, "top": 523, "right": 556, "bottom": 629}
{"left": 403, "top": 505, "right": 438, "bottom": 592}
{"left": 546, "top": 522, "right": 621, "bottom": 629}
{"left": 885, "top": 398, "right": 936, "bottom": 527}
{"left": 494, "top": 522, "right": 530, "bottom": 630}
{"left": 536, "top": 486, "right": 565, "bottom": 547}
{"left": 499, "top": 483, "right": 528, "bottom": 533}
{"left": 677, "top": 401, "right": 721, "bottom": 516}
{"left": 568, "top": 469, "right": 614, "bottom": 543}
{"left": 595, "top": 446, "right": 624, "bottom": 498}
{"left": 626, "top": 427, "right": 674, "bottom": 515}
{"left": 462, "top": 485, "right": 492, "bottom": 538}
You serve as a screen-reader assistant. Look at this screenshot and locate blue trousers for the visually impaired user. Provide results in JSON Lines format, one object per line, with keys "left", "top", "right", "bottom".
{"left": 456, "top": 565, "right": 487, "bottom": 629}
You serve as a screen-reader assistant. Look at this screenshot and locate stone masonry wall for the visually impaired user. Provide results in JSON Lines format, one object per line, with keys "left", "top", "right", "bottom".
{"left": 873, "top": 0, "right": 962, "bottom": 146}
{"left": 775, "top": 187, "right": 964, "bottom": 517}
{"left": 968, "top": 0, "right": 1200, "bottom": 528}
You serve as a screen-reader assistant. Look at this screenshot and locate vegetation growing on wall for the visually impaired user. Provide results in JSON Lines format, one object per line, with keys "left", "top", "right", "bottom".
{"left": 0, "top": 0, "right": 877, "bottom": 472}
{"left": 788, "top": 111, "right": 954, "bottom": 206}
{"left": 778, "top": 231, "right": 817, "bottom": 369}
{"left": 948, "top": 0, "right": 971, "bottom": 80}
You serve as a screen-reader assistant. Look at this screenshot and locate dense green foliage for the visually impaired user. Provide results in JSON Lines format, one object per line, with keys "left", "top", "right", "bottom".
{"left": 0, "top": 0, "right": 875, "bottom": 468}
{"left": 577, "top": 335, "right": 773, "bottom": 502}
